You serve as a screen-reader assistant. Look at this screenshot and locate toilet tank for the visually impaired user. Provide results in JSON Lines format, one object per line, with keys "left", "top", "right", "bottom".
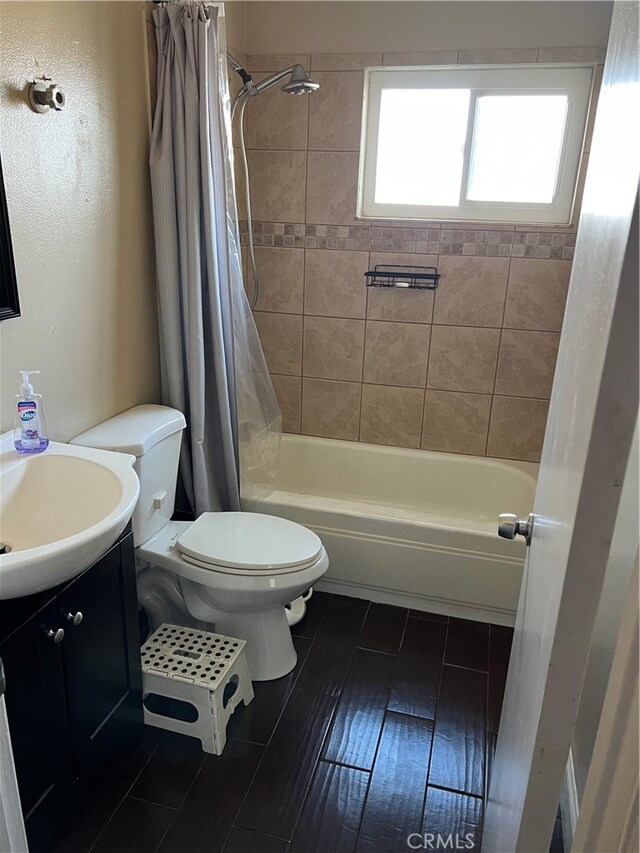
{"left": 71, "top": 405, "right": 187, "bottom": 546}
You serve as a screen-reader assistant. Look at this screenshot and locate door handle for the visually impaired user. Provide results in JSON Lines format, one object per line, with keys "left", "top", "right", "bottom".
{"left": 498, "top": 512, "right": 535, "bottom": 546}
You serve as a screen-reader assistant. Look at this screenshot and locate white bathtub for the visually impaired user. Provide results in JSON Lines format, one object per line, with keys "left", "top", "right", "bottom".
{"left": 244, "top": 435, "right": 537, "bottom": 625}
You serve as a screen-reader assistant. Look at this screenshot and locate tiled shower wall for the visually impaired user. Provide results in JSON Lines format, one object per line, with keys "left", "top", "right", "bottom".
{"left": 238, "top": 48, "right": 604, "bottom": 463}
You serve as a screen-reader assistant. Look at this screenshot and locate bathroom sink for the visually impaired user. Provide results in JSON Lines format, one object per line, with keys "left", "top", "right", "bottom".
{"left": 0, "top": 433, "right": 140, "bottom": 599}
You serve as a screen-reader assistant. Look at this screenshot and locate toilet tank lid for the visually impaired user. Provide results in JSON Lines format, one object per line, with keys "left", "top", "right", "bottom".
{"left": 70, "top": 405, "right": 186, "bottom": 457}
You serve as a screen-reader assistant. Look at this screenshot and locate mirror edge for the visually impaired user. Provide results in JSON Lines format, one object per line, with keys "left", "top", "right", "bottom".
{"left": 0, "top": 153, "right": 21, "bottom": 322}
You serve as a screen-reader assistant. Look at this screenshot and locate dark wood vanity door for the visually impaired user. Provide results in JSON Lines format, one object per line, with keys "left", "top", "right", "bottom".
{"left": 1, "top": 528, "right": 142, "bottom": 850}
{"left": 0, "top": 599, "right": 71, "bottom": 821}
{"left": 59, "top": 539, "right": 136, "bottom": 772}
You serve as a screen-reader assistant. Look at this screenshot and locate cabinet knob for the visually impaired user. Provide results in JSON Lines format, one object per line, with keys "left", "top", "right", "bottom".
{"left": 65, "top": 611, "right": 83, "bottom": 626}
{"left": 45, "top": 628, "right": 65, "bottom": 644}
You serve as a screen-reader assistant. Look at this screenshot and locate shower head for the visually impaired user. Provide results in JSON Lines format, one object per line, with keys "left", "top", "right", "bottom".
{"left": 253, "top": 63, "right": 320, "bottom": 96}
{"left": 281, "top": 65, "right": 320, "bottom": 95}
{"left": 227, "top": 52, "right": 319, "bottom": 99}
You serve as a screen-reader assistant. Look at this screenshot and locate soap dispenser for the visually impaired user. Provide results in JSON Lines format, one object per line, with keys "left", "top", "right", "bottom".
{"left": 14, "top": 370, "right": 49, "bottom": 454}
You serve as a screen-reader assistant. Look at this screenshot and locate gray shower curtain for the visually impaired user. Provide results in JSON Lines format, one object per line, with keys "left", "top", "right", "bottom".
{"left": 149, "top": 3, "right": 281, "bottom": 514}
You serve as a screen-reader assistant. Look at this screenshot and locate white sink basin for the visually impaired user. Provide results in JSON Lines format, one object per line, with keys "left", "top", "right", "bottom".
{"left": 0, "top": 433, "right": 140, "bottom": 599}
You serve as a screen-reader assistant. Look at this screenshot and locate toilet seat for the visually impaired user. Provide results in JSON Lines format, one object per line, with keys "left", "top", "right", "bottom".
{"left": 176, "top": 512, "right": 323, "bottom": 576}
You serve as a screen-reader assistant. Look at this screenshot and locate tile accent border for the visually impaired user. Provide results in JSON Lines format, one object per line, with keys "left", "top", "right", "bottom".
{"left": 246, "top": 222, "right": 577, "bottom": 260}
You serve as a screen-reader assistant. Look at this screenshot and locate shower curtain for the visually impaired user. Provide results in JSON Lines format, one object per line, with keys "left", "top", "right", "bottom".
{"left": 149, "top": 2, "right": 281, "bottom": 514}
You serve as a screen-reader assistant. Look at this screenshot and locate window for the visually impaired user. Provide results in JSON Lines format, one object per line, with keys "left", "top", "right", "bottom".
{"left": 358, "top": 65, "right": 594, "bottom": 224}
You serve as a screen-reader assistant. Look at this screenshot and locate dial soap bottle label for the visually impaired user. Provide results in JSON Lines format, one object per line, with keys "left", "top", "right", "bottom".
{"left": 18, "top": 400, "right": 38, "bottom": 423}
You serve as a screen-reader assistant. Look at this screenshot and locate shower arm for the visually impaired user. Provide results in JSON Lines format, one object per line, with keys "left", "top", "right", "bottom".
{"left": 226, "top": 51, "right": 244, "bottom": 73}
{"left": 227, "top": 53, "right": 301, "bottom": 98}
{"left": 253, "top": 67, "right": 299, "bottom": 95}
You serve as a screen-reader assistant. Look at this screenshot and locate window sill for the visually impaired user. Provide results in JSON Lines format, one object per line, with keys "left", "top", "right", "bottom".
{"left": 355, "top": 215, "right": 578, "bottom": 232}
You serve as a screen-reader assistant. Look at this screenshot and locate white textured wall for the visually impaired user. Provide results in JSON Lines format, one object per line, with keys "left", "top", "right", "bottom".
{"left": 0, "top": 1, "right": 159, "bottom": 440}
{"left": 244, "top": 1, "right": 612, "bottom": 54}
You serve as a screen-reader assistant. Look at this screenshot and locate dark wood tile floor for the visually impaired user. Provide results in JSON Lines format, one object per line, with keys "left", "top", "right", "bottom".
{"left": 57, "top": 593, "right": 519, "bottom": 853}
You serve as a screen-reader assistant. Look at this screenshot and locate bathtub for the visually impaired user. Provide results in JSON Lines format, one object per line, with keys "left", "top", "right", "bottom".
{"left": 244, "top": 435, "right": 538, "bottom": 625}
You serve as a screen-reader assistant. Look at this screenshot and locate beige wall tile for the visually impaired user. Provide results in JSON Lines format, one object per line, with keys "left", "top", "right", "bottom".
{"left": 363, "top": 321, "right": 431, "bottom": 388}
{"left": 537, "top": 46, "right": 606, "bottom": 63}
{"left": 422, "top": 390, "right": 491, "bottom": 456}
{"left": 367, "top": 253, "right": 436, "bottom": 323}
{"left": 504, "top": 259, "right": 571, "bottom": 331}
{"left": 301, "top": 378, "right": 362, "bottom": 440}
{"left": 306, "top": 151, "right": 359, "bottom": 225}
{"left": 246, "top": 150, "right": 307, "bottom": 222}
{"left": 383, "top": 50, "right": 457, "bottom": 66}
{"left": 305, "top": 249, "right": 368, "bottom": 318}
{"left": 311, "top": 53, "right": 382, "bottom": 71}
{"left": 303, "top": 316, "right": 365, "bottom": 381}
{"left": 360, "top": 384, "right": 425, "bottom": 448}
{"left": 241, "top": 48, "right": 581, "bottom": 461}
{"left": 246, "top": 55, "right": 311, "bottom": 72}
{"left": 253, "top": 311, "right": 302, "bottom": 376}
{"left": 495, "top": 330, "right": 560, "bottom": 399}
{"left": 428, "top": 325, "right": 500, "bottom": 394}
{"left": 434, "top": 256, "right": 509, "bottom": 326}
{"left": 270, "top": 374, "right": 301, "bottom": 433}
{"left": 458, "top": 48, "right": 538, "bottom": 64}
{"left": 253, "top": 246, "right": 304, "bottom": 314}
{"left": 309, "top": 72, "right": 364, "bottom": 151}
{"left": 487, "top": 396, "right": 549, "bottom": 462}
{"left": 245, "top": 75, "right": 309, "bottom": 150}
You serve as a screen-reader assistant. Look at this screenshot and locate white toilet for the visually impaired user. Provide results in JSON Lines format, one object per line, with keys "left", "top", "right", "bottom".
{"left": 71, "top": 405, "right": 329, "bottom": 681}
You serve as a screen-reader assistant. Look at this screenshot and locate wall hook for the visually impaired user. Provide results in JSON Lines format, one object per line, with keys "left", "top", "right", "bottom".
{"left": 28, "top": 76, "right": 66, "bottom": 114}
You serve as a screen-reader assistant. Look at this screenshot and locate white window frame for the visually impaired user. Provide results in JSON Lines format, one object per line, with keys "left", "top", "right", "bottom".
{"left": 357, "top": 64, "right": 594, "bottom": 224}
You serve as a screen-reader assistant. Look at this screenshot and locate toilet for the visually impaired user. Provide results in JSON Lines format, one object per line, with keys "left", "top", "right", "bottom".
{"left": 71, "top": 405, "right": 329, "bottom": 681}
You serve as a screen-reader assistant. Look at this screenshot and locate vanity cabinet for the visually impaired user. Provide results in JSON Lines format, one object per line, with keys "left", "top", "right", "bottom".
{"left": 0, "top": 598, "right": 72, "bottom": 824}
{"left": 0, "top": 528, "right": 142, "bottom": 848}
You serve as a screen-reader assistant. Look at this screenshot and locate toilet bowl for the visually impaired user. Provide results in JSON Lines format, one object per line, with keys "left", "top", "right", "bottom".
{"left": 137, "top": 515, "right": 328, "bottom": 679}
{"left": 71, "top": 405, "right": 329, "bottom": 681}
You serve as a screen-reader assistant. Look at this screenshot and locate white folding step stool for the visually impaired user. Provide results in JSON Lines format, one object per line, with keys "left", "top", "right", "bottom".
{"left": 141, "top": 623, "right": 254, "bottom": 755}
